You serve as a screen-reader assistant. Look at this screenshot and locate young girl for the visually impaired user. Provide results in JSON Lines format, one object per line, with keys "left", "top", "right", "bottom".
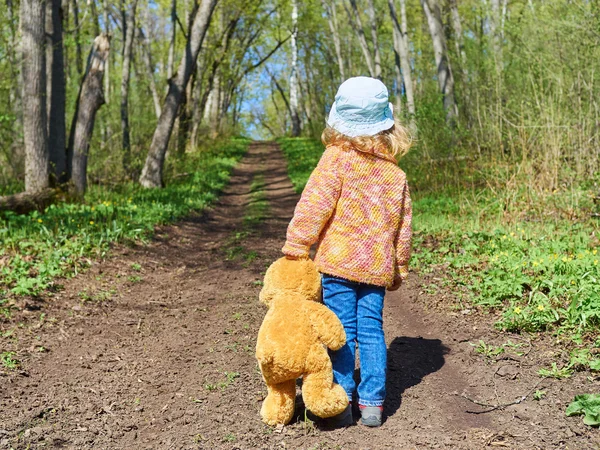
{"left": 282, "top": 76, "right": 412, "bottom": 427}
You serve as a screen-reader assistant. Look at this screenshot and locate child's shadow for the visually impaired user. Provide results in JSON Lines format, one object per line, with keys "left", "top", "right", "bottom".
{"left": 381, "top": 336, "right": 449, "bottom": 418}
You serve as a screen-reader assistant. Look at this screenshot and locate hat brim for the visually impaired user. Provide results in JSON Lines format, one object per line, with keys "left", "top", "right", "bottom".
{"left": 327, "top": 102, "right": 395, "bottom": 138}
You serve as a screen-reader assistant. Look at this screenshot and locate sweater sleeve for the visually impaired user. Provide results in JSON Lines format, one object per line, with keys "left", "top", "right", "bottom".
{"left": 395, "top": 180, "right": 412, "bottom": 280}
{"left": 282, "top": 147, "right": 343, "bottom": 258}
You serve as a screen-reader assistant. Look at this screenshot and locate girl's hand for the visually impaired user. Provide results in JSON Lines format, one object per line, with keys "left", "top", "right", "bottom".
{"left": 387, "top": 275, "right": 402, "bottom": 291}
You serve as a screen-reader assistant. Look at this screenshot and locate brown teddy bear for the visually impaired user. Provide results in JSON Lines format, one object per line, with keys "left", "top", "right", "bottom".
{"left": 256, "top": 257, "right": 349, "bottom": 426}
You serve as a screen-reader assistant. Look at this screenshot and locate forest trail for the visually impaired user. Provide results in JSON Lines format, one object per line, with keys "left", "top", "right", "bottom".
{"left": 0, "top": 143, "right": 595, "bottom": 450}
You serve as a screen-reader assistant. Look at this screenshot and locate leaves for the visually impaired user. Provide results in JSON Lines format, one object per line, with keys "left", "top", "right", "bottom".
{"left": 566, "top": 394, "right": 600, "bottom": 427}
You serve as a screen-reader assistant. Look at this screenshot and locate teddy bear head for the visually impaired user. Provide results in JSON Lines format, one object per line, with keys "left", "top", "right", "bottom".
{"left": 259, "top": 257, "right": 322, "bottom": 306}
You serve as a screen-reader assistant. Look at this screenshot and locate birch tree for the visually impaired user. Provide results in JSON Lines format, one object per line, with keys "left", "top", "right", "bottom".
{"left": 289, "top": 0, "right": 301, "bottom": 137}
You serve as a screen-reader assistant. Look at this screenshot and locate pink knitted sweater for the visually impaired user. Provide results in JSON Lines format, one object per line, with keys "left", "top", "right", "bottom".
{"left": 282, "top": 144, "right": 412, "bottom": 287}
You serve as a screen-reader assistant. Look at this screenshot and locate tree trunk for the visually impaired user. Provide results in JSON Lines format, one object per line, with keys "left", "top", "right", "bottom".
{"left": 346, "top": 0, "right": 375, "bottom": 78}
{"left": 0, "top": 188, "right": 57, "bottom": 215}
{"left": 139, "top": 0, "right": 218, "bottom": 189}
{"left": 167, "top": 0, "right": 177, "bottom": 80}
{"left": 449, "top": 0, "right": 470, "bottom": 120}
{"left": 421, "top": 0, "right": 458, "bottom": 123}
{"left": 46, "top": 0, "right": 67, "bottom": 184}
{"left": 68, "top": 34, "right": 110, "bottom": 195}
{"left": 290, "top": 0, "right": 301, "bottom": 137}
{"left": 21, "top": 0, "right": 50, "bottom": 193}
{"left": 366, "top": 0, "right": 382, "bottom": 79}
{"left": 322, "top": 0, "right": 345, "bottom": 83}
{"left": 389, "top": 0, "right": 415, "bottom": 117}
{"left": 6, "top": 0, "right": 24, "bottom": 174}
{"left": 139, "top": 27, "right": 163, "bottom": 119}
{"left": 489, "top": 0, "right": 503, "bottom": 69}
{"left": 71, "top": 0, "right": 83, "bottom": 77}
{"left": 103, "top": 0, "right": 111, "bottom": 104}
{"left": 121, "top": 0, "right": 138, "bottom": 174}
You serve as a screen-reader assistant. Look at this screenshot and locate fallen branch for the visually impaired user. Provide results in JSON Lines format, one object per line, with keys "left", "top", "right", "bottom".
{"left": 0, "top": 188, "right": 57, "bottom": 215}
{"left": 456, "top": 377, "right": 547, "bottom": 414}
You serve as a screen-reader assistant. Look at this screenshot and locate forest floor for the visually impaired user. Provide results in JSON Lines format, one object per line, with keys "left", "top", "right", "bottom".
{"left": 1, "top": 142, "right": 598, "bottom": 449}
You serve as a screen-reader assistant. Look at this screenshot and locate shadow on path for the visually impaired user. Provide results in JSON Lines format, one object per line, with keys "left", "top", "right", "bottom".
{"left": 384, "top": 336, "right": 449, "bottom": 418}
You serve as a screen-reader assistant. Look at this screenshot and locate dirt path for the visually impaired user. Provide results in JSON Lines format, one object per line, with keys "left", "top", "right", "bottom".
{"left": 1, "top": 142, "right": 598, "bottom": 449}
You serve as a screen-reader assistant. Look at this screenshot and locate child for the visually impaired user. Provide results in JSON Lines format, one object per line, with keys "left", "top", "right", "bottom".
{"left": 282, "top": 76, "right": 412, "bottom": 427}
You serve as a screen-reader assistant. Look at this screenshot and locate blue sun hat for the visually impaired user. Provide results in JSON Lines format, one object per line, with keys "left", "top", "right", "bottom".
{"left": 327, "top": 76, "right": 395, "bottom": 138}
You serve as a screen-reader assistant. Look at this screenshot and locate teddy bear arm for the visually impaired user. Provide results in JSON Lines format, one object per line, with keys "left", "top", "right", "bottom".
{"left": 304, "top": 302, "right": 346, "bottom": 351}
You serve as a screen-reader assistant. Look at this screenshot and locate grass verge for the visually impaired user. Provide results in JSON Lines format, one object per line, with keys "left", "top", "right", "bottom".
{"left": 0, "top": 138, "right": 250, "bottom": 313}
{"left": 278, "top": 137, "right": 600, "bottom": 371}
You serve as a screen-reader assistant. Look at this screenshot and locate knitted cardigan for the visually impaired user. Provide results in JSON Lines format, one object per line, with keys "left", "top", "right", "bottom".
{"left": 282, "top": 144, "right": 412, "bottom": 287}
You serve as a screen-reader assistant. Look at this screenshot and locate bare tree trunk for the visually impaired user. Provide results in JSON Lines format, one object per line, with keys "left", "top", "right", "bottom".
{"left": 366, "top": 0, "right": 382, "bottom": 79}
{"left": 21, "top": 0, "right": 50, "bottom": 193}
{"left": 321, "top": 0, "right": 345, "bottom": 83}
{"left": 449, "top": 0, "right": 470, "bottom": 120}
{"left": 46, "top": 0, "right": 67, "bottom": 183}
{"left": 421, "top": 0, "right": 458, "bottom": 123}
{"left": 290, "top": 0, "right": 301, "bottom": 137}
{"left": 103, "top": 0, "right": 111, "bottom": 104}
{"left": 90, "top": 0, "right": 101, "bottom": 36}
{"left": 167, "top": 0, "right": 177, "bottom": 80}
{"left": 68, "top": 35, "right": 110, "bottom": 195}
{"left": 208, "top": 72, "right": 221, "bottom": 139}
{"left": 345, "top": 0, "right": 375, "bottom": 78}
{"left": 71, "top": 0, "right": 83, "bottom": 77}
{"left": 121, "top": 0, "right": 138, "bottom": 173}
{"left": 139, "top": 27, "right": 162, "bottom": 119}
{"left": 489, "top": 0, "right": 503, "bottom": 69}
{"left": 139, "top": 0, "right": 218, "bottom": 188}
{"left": 0, "top": 188, "right": 57, "bottom": 215}
{"left": 6, "top": 0, "right": 24, "bottom": 172}
{"left": 389, "top": 0, "right": 415, "bottom": 117}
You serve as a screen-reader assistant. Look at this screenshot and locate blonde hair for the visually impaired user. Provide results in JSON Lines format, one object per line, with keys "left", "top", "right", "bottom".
{"left": 321, "top": 119, "right": 413, "bottom": 160}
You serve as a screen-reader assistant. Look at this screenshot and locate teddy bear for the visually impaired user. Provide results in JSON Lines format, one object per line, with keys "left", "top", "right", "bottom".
{"left": 255, "top": 257, "right": 349, "bottom": 426}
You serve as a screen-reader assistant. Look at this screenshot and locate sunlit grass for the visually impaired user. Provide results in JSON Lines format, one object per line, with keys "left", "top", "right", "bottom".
{"left": 0, "top": 138, "right": 250, "bottom": 306}
{"left": 278, "top": 137, "right": 600, "bottom": 343}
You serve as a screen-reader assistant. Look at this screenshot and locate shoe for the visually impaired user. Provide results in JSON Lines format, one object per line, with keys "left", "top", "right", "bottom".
{"left": 359, "top": 405, "right": 383, "bottom": 427}
{"left": 326, "top": 403, "right": 353, "bottom": 428}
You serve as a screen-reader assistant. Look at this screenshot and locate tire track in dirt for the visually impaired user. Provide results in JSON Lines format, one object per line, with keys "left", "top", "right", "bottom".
{"left": 1, "top": 142, "right": 597, "bottom": 449}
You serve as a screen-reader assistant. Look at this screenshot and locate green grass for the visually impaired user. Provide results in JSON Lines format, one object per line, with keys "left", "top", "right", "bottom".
{"left": 277, "top": 138, "right": 600, "bottom": 346}
{"left": 0, "top": 138, "right": 250, "bottom": 308}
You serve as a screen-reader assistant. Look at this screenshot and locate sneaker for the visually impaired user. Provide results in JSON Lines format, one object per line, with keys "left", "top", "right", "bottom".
{"left": 359, "top": 405, "right": 383, "bottom": 427}
{"left": 326, "top": 403, "right": 353, "bottom": 428}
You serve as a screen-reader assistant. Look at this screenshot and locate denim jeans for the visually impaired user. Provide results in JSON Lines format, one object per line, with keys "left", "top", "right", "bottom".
{"left": 322, "top": 274, "right": 387, "bottom": 407}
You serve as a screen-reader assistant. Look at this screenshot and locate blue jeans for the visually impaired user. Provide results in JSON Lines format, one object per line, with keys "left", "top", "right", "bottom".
{"left": 322, "top": 274, "right": 387, "bottom": 407}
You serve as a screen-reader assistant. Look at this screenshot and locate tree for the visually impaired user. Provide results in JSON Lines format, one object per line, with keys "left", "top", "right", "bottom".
{"left": 421, "top": 0, "right": 458, "bottom": 123}
{"left": 139, "top": 0, "right": 218, "bottom": 188}
{"left": 46, "top": 0, "right": 67, "bottom": 183}
{"left": 289, "top": 0, "right": 301, "bottom": 137}
{"left": 121, "top": 0, "right": 139, "bottom": 174}
{"left": 21, "top": 0, "right": 50, "bottom": 193}
{"left": 388, "top": 0, "right": 415, "bottom": 117}
{"left": 68, "top": 34, "right": 110, "bottom": 195}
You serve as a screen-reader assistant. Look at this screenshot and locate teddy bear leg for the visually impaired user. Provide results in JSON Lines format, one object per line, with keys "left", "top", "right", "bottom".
{"left": 302, "top": 345, "right": 349, "bottom": 418}
{"left": 260, "top": 379, "right": 296, "bottom": 426}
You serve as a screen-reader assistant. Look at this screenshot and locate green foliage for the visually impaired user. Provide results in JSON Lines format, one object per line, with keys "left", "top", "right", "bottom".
{"left": 566, "top": 394, "right": 600, "bottom": 427}
{"left": 0, "top": 351, "right": 19, "bottom": 369}
{"left": 278, "top": 137, "right": 600, "bottom": 342}
{"left": 0, "top": 139, "right": 249, "bottom": 307}
{"left": 244, "top": 175, "right": 268, "bottom": 227}
{"left": 277, "top": 138, "right": 324, "bottom": 193}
